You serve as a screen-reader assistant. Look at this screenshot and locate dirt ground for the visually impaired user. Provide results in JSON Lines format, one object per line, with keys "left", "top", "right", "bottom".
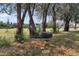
{"left": 0, "top": 38, "right": 79, "bottom": 56}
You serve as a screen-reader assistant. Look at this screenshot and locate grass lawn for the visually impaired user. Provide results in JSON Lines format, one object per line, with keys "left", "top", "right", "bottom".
{"left": 0, "top": 28, "right": 79, "bottom": 55}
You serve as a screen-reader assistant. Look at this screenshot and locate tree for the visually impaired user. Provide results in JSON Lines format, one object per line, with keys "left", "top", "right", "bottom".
{"left": 71, "top": 4, "right": 79, "bottom": 29}
{"left": 28, "top": 3, "right": 36, "bottom": 37}
{"left": 35, "top": 3, "right": 50, "bottom": 32}
{"left": 74, "top": 15, "right": 77, "bottom": 29}
{"left": 42, "top": 3, "right": 50, "bottom": 32}
{"left": 64, "top": 11, "right": 71, "bottom": 31}
{"left": 55, "top": 4, "right": 73, "bottom": 31}
{"left": 0, "top": 3, "right": 36, "bottom": 39}
{"left": 15, "top": 3, "right": 22, "bottom": 41}
{"left": 52, "top": 4, "right": 57, "bottom": 33}
{"left": 15, "top": 3, "right": 28, "bottom": 41}
{"left": 7, "top": 19, "right": 10, "bottom": 25}
{"left": 64, "top": 4, "right": 76, "bottom": 31}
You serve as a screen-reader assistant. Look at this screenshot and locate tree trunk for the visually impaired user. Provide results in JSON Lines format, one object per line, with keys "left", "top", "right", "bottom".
{"left": 64, "top": 18, "right": 70, "bottom": 31}
{"left": 42, "top": 3, "right": 50, "bottom": 32}
{"left": 74, "top": 16, "right": 77, "bottom": 29}
{"left": 53, "top": 13, "right": 56, "bottom": 33}
{"left": 52, "top": 4, "right": 56, "bottom": 33}
{"left": 21, "top": 4, "right": 28, "bottom": 23}
{"left": 64, "top": 13, "right": 71, "bottom": 31}
{"left": 42, "top": 13, "right": 46, "bottom": 32}
{"left": 64, "top": 4, "right": 72, "bottom": 31}
{"left": 74, "top": 21, "right": 77, "bottom": 29}
{"left": 28, "top": 4, "right": 36, "bottom": 38}
{"left": 15, "top": 3, "right": 28, "bottom": 41}
{"left": 15, "top": 3, "right": 22, "bottom": 41}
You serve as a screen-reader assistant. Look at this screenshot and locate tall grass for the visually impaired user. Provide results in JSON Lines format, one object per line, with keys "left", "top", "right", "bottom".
{"left": 0, "top": 37, "right": 12, "bottom": 47}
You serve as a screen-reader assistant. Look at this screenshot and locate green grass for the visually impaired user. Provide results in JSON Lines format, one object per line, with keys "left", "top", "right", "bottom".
{"left": 53, "top": 31, "right": 79, "bottom": 41}
{"left": 0, "top": 28, "right": 79, "bottom": 44}
{"left": 0, "top": 28, "right": 79, "bottom": 55}
{"left": 0, "top": 37, "right": 12, "bottom": 47}
{"left": 0, "top": 28, "right": 29, "bottom": 40}
{"left": 49, "top": 30, "right": 79, "bottom": 49}
{"left": 0, "top": 28, "right": 79, "bottom": 40}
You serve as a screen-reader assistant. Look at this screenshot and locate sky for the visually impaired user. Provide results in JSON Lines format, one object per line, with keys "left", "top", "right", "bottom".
{"left": 0, "top": 3, "right": 52, "bottom": 24}
{"left": 0, "top": 13, "right": 52, "bottom": 24}
{"left": 0, "top": 13, "right": 39, "bottom": 24}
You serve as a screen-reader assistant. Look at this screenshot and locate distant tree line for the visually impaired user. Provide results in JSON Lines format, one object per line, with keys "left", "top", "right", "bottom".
{"left": 0, "top": 20, "right": 29, "bottom": 29}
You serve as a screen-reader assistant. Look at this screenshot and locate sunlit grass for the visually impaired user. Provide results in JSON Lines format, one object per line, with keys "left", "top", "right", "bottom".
{"left": 0, "top": 28, "right": 29, "bottom": 36}
{"left": 0, "top": 28, "right": 79, "bottom": 55}
{"left": 0, "top": 28, "right": 79, "bottom": 41}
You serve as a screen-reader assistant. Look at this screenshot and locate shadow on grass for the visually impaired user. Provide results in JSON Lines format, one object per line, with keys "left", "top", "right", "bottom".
{"left": 48, "top": 31, "right": 79, "bottom": 51}
{"left": 53, "top": 31, "right": 79, "bottom": 41}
